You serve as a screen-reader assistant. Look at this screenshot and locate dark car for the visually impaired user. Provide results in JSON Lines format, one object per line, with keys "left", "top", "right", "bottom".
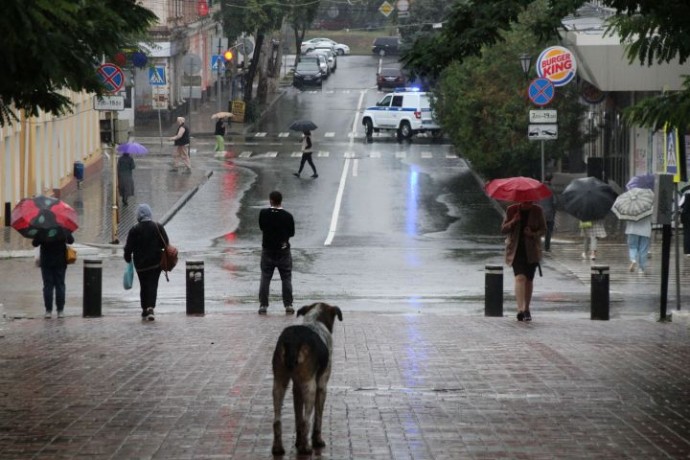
{"left": 293, "top": 61, "right": 323, "bottom": 88}
{"left": 372, "top": 36, "right": 401, "bottom": 56}
{"left": 377, "top": 68, "right": 406, "bottom": 90}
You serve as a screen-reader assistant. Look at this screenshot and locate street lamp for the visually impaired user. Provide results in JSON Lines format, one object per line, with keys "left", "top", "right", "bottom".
{"left": 519, "top": 53, "right": 532, "bottom": 80}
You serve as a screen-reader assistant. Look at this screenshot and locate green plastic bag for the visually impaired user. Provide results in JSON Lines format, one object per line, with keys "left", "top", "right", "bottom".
{"left": 123, "top": 261, "right": 134, "bottom": 290}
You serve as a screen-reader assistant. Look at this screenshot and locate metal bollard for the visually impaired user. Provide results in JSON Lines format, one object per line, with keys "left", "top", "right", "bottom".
{"left": 590, "top": 265, "right": 609, "bottom": 320}
{"left": 83, "top": 259, "right": 102, "bottom": 317}
{"left": 186, "top": 260, "right": 205, "bottom": 315}
{"left": 484, "top": 264, "right": 503, "bottom": 317}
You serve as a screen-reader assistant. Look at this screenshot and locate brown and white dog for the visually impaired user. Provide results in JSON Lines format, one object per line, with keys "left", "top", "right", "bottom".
{"left": 271, "top": 302, "right": 342, "bottom": 456}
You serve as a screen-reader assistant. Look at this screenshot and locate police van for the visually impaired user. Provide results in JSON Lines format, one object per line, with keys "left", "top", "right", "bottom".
{"left": 361, "top": 88, "right": 441, "bottom": 141}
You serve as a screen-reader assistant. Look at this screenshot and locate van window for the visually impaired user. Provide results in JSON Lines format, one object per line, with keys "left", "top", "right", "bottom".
{"left": 419, "top": 96, "right": 431, "bottom": 109}
{"left": 391, "top": 96, "right": 403, "bottom": 107}
{"left": 378, "top": 95, "right": 392, "bottom": 107}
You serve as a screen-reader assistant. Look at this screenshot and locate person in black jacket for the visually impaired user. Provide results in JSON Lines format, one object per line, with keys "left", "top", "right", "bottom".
{"left": 124, "top": 204, "right": 168, "bottom": 321}
{"left": 169, "top": 116, "right": 191, "bottom": 173}
{"left": 293, "top": 130, "right": 318, "bottom": 178}
{"left": 33, "top": 231, "right": 75, "bottom": 318}
{"left": 258, "top": 191, "right": 295, "bottom": 315}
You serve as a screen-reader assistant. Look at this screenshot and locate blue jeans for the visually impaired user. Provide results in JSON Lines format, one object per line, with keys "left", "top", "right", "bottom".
{"left": 40, "top": 265, "right": 67, "bottom": 312}
{"left": 627, "top": 234, "right": 650, "bottom": 271}
{"left": 259, "top": 249, "right": 293, "bottom": 307}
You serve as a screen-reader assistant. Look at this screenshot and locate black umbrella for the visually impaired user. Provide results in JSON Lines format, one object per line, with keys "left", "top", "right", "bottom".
{"left": 289, "top": 120, "right": 317, "bottom": 131}
{"left": 561, "top": 176, "right": 618, "bottom": 221}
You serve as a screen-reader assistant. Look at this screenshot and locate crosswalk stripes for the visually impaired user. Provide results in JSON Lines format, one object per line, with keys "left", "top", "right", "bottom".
{"left": 324, "top": 132, "right": 335, "bottom": 137}
{"left": 230, "top": 151, "right": 463, "bottom": 160}
{"left": 278, "top": 132, "right": 290, "bottom": 137}
{"left": 254, "top": 132, "right": 267, "bottom": 137}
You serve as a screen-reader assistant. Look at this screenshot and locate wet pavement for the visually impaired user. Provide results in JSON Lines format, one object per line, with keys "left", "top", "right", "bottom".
{"left": 2, "top": 80, "right": 690, "bottom": 459}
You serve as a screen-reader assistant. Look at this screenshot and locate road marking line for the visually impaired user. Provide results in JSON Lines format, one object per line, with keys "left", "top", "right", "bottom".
{"left": 254, "top": 132, "right": 267, "bottom": 137}
{"left": 317, "top": 151, "right": 329, "bottom": 157}
{"left": 421, "top": 151, "right": 432, "bottom": 158}
{"left": 395, "top": 152, "right": 406, "bottom": 159}
{"left": 291, "top": 152, "right": 302, "bottom": 157}
{"left": 324, "top": 90, "right": 365, "bottom": 246}
{"left": 239, "top": 151, "right": 252, "bottom": 158}
{"left": 266, "top": 151, "right": 278, "bottom": 157}
{"left": 353, "top": 159, "right": 359, "bottom": 177}
{"left": 344, "top": 152, "right": 355, "bottom": 158}
{"left": 446, "top": 153, "right": 457, "bottom": 159}
{"left": 278, "top": 132, "right": 290, "bottom": 137}
{"left": 370, "top": 151, "right": 381, "bottom": 158}
{"left": 324, "top": 132, "right": 335, "bottom": 137}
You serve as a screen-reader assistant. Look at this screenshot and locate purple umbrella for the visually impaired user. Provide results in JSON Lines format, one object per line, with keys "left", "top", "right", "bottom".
{"left": 626, "top": 174, "right": 654, "bottom": 190}
{"left": 117, "top": 142, "right": 148, "bottom": 155}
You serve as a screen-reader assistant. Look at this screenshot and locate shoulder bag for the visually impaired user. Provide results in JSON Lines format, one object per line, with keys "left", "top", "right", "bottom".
{"left": 156, "top": 224, "right": 178, "bottom": 281}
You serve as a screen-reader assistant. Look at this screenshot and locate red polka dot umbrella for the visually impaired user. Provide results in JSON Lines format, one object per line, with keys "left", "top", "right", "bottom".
{"left": 10, "top": 195, "right": 79, "bottom": 242}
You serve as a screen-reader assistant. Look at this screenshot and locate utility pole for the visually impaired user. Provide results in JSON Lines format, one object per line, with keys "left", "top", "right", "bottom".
{"left": 217, "top": 37, "right": 222, "bottom": 113}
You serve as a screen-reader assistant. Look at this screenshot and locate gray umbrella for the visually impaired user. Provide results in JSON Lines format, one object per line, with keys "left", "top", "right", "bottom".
{"left": 289, "top": 120, "right": 318, "bottom": 131}
{"left": 561, "top": 176, "right": 618, "bottom": 221}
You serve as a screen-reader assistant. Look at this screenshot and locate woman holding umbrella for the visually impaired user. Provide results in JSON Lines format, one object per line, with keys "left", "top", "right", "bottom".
{"left": 486, "top": 177, "right": 548, "bottom": 322}
{"left": 290, "top": 120, "right": 318, "bottom": 178}
{"left": 33, "top": 231, "right": 75, "bottom": 318}
{"left": 117, "top": 152, "right": 135, "bottom": 206}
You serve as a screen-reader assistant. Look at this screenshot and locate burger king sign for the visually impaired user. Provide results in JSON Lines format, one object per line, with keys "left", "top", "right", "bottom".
{"left": 536, "top": 46, "right": 577, "bottom": 87}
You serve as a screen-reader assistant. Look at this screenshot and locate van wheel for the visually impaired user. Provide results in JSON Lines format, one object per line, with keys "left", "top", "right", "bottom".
{"left": 398, "top": 121, "right": 412, "bottom": 139}
{"left": 364, "top": 119, "right": 373, "bottom": 141}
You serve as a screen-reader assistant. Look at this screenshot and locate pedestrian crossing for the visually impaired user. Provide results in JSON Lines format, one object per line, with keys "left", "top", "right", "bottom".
{"left": 230, "top": 150, "right": 462, "bottom": 160}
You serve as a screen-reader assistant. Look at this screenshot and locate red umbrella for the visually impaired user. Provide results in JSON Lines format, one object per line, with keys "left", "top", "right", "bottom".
{"left": 11, "top": 195, "right": 78, "bottom": 241}
{"left": 485, "top": 177, "right": 552, "bottom": 202}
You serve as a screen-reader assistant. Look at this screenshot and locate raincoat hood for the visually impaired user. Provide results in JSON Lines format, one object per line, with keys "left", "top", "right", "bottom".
{"left": 136, "top": 204, "right": 153, "bottom": 222}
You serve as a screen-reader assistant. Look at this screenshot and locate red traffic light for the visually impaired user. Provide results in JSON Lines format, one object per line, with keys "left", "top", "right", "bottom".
{"left": 223, "top": 50, "right": 234, "bottom": 61}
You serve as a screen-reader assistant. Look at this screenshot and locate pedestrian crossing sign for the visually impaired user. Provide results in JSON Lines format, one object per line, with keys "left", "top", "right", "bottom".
{"left": 149, "top": 67, "right": 166, "bottom": 86}
{"left": 211, "top": 55, "right": 226, "bottom": 72}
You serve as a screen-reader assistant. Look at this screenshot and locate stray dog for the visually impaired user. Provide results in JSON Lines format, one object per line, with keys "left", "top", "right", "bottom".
{"left": 271, "top": 302, "right": 342, "bottom": 456}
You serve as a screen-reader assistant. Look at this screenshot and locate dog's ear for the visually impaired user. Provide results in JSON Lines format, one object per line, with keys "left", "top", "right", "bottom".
{"left": 296, "top": 304, "right": 315, "bottom": 317}
{"left": 332, "top": 306, "right": 342, "bottom": 322}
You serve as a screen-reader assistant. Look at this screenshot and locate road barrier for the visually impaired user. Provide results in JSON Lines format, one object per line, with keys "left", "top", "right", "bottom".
{"left": 83, "top": 259, "right": 102, "bottom": 317}
{"left": 591, "top": 265, "right": 609, "bottom": 320}
{"left": 186, "top": 260, "right": 204, "bottom": 315}
{"left": 484, "top": 264, "right": 503, "bottom": 317}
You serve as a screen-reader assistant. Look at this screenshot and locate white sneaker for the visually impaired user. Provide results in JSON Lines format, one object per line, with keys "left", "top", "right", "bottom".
{"left": 44, "top": 311, "right": 52, "bottom": 318}
{"left": 629, "top": 261, "right": 637, "bottom": 272}
{"left": 57, "top": 311, "right": 65, "bottom": 318}
{"left": 146, "top": 307, "right": 155, "bottom": 321}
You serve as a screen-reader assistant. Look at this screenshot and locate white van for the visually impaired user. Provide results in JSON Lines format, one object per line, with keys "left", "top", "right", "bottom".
{"left": 361, "top": 88, "right": 441, "bottom": 140}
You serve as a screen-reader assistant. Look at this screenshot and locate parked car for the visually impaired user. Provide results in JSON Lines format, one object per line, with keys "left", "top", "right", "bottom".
{"left": 292, "top": 61, "right": 323, "bottom": 88}
{"left": 301, "top": 38, "right": 350, "bottom": 56}
{"left": 377, "top": 68, "right": 406, "bottom": 90}
{"left": 300, "top": 54, "right": 329, "bottom": 79}
{"left": 308, "top": 48, "right": 337, "bottom": 73}
{"left": 372, "top": 36, "right": 401, "bottom": 55}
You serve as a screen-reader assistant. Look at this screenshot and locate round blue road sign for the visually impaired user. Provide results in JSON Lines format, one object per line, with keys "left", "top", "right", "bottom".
{"left": 96, "top": 63, "right": 125, "bottom": 94}
{"left": 528, "top": 78, "right": 555, "bottom": 107}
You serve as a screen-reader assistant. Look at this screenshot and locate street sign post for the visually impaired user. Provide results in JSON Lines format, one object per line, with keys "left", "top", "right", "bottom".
{"left": 96, "top": 63, "right": 125, "bottom": 94}
{"left": 528, "top": 78, "right": 555, "bottom": 107}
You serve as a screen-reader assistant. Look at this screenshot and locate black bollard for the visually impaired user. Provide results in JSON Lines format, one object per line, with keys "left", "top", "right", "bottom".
{"left": 83, "top": 259, "right": 102, "bottom": 317}
{"left": 186, "top": 260, "right": 205, "bottom": 315}
{"left": 590, "top": 265, "right": 609, "bottom": 320}
{"left": 4, "top": 202, "right": 11, "bottom": 227}
{"left": 484, "top": 264, "right": 503, "bottom": 317}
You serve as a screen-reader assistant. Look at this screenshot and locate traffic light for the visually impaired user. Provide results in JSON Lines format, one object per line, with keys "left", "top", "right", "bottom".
{"left": 223, "top": 50, "right": 234, "bottom": 61}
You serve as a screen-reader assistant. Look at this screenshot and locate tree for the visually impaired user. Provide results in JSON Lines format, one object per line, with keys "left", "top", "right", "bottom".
{"left": 402, "top": 0, "right": 690, "bottom": 129}
{"left": 288, "top": 0, "right": 321, "bottom": 66}
{"left": 219, "top": 0, "right": 285, "bottom": 119}
{"left": 432, "top": 2, "right": 591, "bottom": 179}
{"left": 0, "top": 0, "right": 157, "bottom": 126}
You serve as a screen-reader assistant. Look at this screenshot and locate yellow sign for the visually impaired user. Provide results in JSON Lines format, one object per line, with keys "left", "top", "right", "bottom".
{"left": 231, "top": 100, "right": 245, "bottom": 123}
{"left": 379, "top": 1, "right": 394, "bottom": 17}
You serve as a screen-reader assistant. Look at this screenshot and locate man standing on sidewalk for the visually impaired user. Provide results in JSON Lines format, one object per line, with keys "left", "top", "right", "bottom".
{"left": 258, "top": 191, "right": 295, "bottom": 315}
{"left": 169, "top": 117, "right": 191, "bottom": 172}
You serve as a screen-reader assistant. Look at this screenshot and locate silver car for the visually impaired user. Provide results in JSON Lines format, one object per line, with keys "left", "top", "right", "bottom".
{"left": 299, "top": 54, "right": 329, "bottom": 79}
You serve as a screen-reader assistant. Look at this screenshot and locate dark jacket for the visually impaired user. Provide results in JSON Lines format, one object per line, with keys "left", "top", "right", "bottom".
{"left": 259, "top": 207, "right": 295, "bottom": 252}
{"left": 214, "top": 120, "right": 226, "bottom": 136}
{"left": 173, "top": 124, "right": 190, "bottom": 146}
{"left": 501, "top": 203, "right": 546, "bottom": 266}
{"left": 117, "top": 154, "right": 136, "bottom": 198}
{"left": 124, "top": 221, "right": 168, "bottom": 271}
{"left": 33, "top": 233, "right": 75, "bottom": 268}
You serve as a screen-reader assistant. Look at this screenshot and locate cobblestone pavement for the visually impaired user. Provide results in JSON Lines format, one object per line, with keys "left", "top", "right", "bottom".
{"left": 0, "top": 309, "right": 689, "bottom": 459}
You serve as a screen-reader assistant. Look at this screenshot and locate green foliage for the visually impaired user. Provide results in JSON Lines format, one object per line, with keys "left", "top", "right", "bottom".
{"left": 432, "top": 2, "right": 590, "bottom": 179}
{"left": 0, "top": 0, "right": 157, "bottom": 126}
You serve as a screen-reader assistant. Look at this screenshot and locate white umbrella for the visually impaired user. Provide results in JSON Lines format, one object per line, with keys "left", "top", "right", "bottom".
{"left": 612, "top": 188, "right": 654, "bottom": 221}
